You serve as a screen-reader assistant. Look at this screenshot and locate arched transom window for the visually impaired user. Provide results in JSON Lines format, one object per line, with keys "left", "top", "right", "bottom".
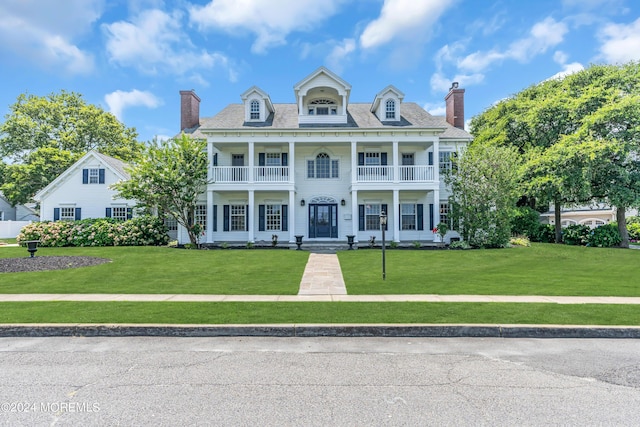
{"left": 250, "top": 100, "right": 260, "bottom": 120}
{"left": 385, "top": 99, "right": 396, "bottom": 119}
{"left": 308, "top": 98, "right": 338, "bottom": 116}
{"left": 307, "top": 153, "right": 339, "bottom": 178}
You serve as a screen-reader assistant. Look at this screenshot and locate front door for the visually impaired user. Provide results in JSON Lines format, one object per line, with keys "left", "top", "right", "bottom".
{"left": 309, "top": 204, "right": 338, "bottom": 238}
{"left": 231, "top": 154, "right": 244, "bottom": 181}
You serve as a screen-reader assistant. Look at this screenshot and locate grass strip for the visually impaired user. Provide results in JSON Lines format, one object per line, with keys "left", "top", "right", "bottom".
{"left": 0, "top": 302, "right": 639, "bottom": 325}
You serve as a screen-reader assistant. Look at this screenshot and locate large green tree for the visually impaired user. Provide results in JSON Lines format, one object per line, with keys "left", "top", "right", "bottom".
{"left": 0, "top": 91, "right": 142, "bottom": 206}
{"left": 113, "top": 134, "right": 210, "bottom": 246}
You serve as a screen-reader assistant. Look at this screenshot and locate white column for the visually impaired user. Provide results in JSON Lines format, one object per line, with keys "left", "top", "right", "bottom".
{"left": 433, "top": 138, "right": 440, "bottom": 183}
{"left": 207, "top": 190, "right": 214, "bottom": 243}
{"left": 433, "top": 189, "right": 440, "bottom": 231}
{"left": 248, "top": 142, "right": 255, "bottom": 183}
{"left": 351, "top": 140, "right": 357, "bottom": 183}
{"left": 393, "top": 140, "right": 399, "bottom": 183}
{"left": 248, "top": 189, "right": 255, "bottom": 242}
{"left": 393, "top": 189, "right": 400, "bottom": 242}
{"left": 351, "top": 189, "right": 358, "bottom": 240}
{"left": 289, "top": 190, "right": 295, "bottom": 242}
{"left": 288, "top": 141, "right": 295, "bottom": 183}
{"left": 342, "top": 94, "right": 347, "bottom": 116}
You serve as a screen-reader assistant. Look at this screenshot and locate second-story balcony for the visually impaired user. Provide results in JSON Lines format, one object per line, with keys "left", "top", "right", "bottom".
{"left": 212, "top": 166, "right": 290, "bottom": 183}
{"left": 357, "top": 165, "right": 435, "bottom": 182}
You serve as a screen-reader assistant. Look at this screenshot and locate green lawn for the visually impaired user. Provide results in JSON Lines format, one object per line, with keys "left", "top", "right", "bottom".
{"left": 0, "top": 246, "right": 308, "bottom": 294}
{"left": 0, "top": 238, "right": 17, "bottom": 245}
{"left": 1, "top": 301, "right": 639, "bottom": 325}
{"left": 339, "top": 244, "right": 640, "bottom": 296}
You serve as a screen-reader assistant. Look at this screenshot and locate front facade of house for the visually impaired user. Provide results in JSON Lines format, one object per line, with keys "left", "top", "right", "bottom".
{"left": 34, "top": 151, "right": 136, "bottom": 222}
{"left": 181, "top": 67, "right": 472, "bottom": 245}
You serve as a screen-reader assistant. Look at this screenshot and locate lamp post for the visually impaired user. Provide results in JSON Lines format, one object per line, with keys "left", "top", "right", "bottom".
{"left": 380, "top": 210, "right": 387, "bottom": 280}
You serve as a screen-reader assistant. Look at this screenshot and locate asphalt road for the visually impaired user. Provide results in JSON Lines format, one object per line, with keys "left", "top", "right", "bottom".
{"left": 1, "top": 337, "right": 639, "bottom": 426}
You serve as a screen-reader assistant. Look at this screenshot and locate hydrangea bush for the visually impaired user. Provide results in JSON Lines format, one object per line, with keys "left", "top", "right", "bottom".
{"left": 17, "top": 216, "right": 169, "bottom": 247}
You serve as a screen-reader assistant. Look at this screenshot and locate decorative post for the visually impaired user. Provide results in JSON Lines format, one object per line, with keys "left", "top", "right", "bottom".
{"left": 24, "top": 240, "right": 40, "bottom": 258}
{"left": 295, "top": 235, "right": 303, "bottom": 250}
{"left": 380, "top": 211, "right": 387, "bottom": 280}
{"left": 346, "top": 235, "right": 355, "bottom": 250}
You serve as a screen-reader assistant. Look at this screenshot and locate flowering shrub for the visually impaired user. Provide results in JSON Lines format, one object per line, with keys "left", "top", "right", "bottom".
{"left": 17, "top": 216, "right": 169, "bottom": 247}
{"left": 587, "top": 224, "right": 621, "bottom": 248}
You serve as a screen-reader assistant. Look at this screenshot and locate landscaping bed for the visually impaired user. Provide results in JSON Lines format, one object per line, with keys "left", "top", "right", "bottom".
{"left": 0, "top": 256, "right": 110, "bottom": 273}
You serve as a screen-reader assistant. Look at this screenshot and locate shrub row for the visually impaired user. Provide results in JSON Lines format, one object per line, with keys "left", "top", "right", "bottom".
{"left": 17, "top": 216, "right": 169, "bottom": 247}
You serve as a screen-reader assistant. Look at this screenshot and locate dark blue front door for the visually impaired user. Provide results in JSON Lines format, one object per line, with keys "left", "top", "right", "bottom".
{"left": 309, "top": 204, "right": 337, "bottom": 238}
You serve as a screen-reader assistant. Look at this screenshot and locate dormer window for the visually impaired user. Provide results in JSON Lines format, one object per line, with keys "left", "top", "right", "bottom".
{"left": 385, "top": 99, "right": 396, "bottom": 120}
{"left": 250, "top": 100, "right": 260, "bottom": 120}
{"left": 308, "top": 98, "right": 337, "bottom": 116}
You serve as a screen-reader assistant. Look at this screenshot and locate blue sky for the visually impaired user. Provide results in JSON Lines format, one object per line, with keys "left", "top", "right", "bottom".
{"left": 1, "top": 0, "right": 639, "bottom": 142}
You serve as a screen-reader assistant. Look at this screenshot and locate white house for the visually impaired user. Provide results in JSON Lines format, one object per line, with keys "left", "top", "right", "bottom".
{"left": 179, "top": 67, "right": 472, "bottom": 245}
{"left": 34, "top": 151, "right": 136, "bottom": 222}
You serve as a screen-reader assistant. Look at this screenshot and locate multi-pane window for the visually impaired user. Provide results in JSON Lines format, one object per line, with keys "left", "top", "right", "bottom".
{"left": 307, "top": 153, "right": 339, "bottom": 178}
{"left": 196, "top": 204, "right": 207, "bottom": 231}
{"left": 440, "top": 202, "right": 457, "bottom": 230}
{"left": 385, "top": 99, "right": 396, "bottom": 119}
{"left": 89, "top": 168, "right": 100, "bottom": 184}
{"left": 266, "top": 205, "right": 281, "bottom": 231}
{"left": 308, "top": 99, "right": 337, "bottom": 115}
{"left": 266, "top": 153, "right": 281, "bottom": 166}
{"left": 112, "top": 207, "right": 127, "bottom": 221}
{"left": 60, "top": 207, "right": 75, "bottom": 221}
{"left": 365, "top": 152, "right": 381, "bottom": 166}
{"left": 365, "top": 204, "right": 381, "bottom": 230}
{"left": 230, "top": 205, "right": 245, "bottom": 231}
{"left": 165, "top": 217, "right": 178, "bottom": 231}
{"left": 401, "top": 204, "right": 417, "bottom": 230}
{"left": 250, "top": 100, "right": 260, "bottom": 119}
{"left": 439, "top": 151, "right": 453, "bottom": 175}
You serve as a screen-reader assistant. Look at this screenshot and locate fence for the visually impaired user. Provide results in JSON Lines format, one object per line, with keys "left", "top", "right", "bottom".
{"left": 0, "top": 221, "right": 32, "bottom": 238}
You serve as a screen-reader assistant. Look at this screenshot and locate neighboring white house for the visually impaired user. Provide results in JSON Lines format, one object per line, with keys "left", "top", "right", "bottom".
{"left": 179, "top": 67, "right": 473, "bottom": 244}
{"left": 540, "top": 204, "right": 639, "bottom": 228}
{"left": 34, "top": 151, "right": 136, "bottom": 222}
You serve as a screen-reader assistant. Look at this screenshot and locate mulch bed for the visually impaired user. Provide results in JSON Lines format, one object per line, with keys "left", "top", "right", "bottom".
{"left": 0, "top": 256, "right": 111, "bottom": 273}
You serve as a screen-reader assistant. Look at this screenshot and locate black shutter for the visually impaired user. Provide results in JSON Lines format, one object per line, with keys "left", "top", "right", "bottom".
{"left": 99, "top": 169, "right": 105, "bottom": 184}
{"left": 429, "top": 204, "right": 434, "bottom": 231}
{"left": 398, "top": 204, "right": 402, "bottom": 229}
{"left": 105, "top": 208, "right": 112, "bottom": 218}
{"left": 54, "top": 208, "right": 60, "bottom": 221}
{"left": 282, "top": 153, "right": 288, "bottom": 166}
{"left": 282, "top": 205, "right": 288, "bottom": 231}
{"left": 381, "top": 204, "right": 388, "bottom": 231}
{"left": 381, "top": 153, "right": 387, "bottom": 166}
{"left": 258, "top": 153, "right": 265, "bottom": 166}
{"left": 75, "top": 208, "right": 81, "bottom": 221}
{"left": 82, "top": 169, "right": 88, "bottom": 184}
{"left": 358, "top": 204, "right": 365, "bottom": 231}
{"left": 245, "top": 205, "right": 249, "bottom": 231}
{"left": 358, "top": 153, "right": 364, "bottom": 166}
{"left": 258, "top": 205, "right": 265, "bottom": 231}
{"left": 417, "top": 204, "right": 424, "bottom": 230}
{"left": 213, "top": 153, "right": 218, "bottom": 166}
{"left": 428, "top": 152, "right": 433, "bottom": 166}
{"left": 126, "top": 208, "right": 132, "bottom": 220}
{"left": 223, "top": 205, "right": 230, "bottom": 231}
{"left": 213, "top": 205, "right": 217, "bottom": 232}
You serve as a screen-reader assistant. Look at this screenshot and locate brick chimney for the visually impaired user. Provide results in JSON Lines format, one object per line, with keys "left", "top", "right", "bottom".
{"left": 445, "top": 82, "right": 465, "bottom": 129}
{"left": 180, "top": 90, "right": 201, "bottom": 131}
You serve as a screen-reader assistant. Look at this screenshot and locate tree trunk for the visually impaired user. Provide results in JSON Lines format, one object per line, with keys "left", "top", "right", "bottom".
{"left": 617, "top": 206, "right": 629, "bottom": 248}
{"left": 554, "top": 199, "right": 562, "bottom": 244}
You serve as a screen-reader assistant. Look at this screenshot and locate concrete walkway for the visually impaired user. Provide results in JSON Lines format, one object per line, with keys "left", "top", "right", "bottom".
{"left": 297, "top": 253, "right": 347, "bottom": 296}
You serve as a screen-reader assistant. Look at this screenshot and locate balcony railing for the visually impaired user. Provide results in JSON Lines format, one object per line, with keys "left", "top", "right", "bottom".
{"left": 211, "top": 166, "right": 289, "bottom": 183}
{"left": 357, "top": 165, "right": 436, "bottom": 182}
{"left": 399, "top": 165, "right": 435, "bottom": 182}
{"left": 357, "top": 166, "right": 393, "bottom": 182}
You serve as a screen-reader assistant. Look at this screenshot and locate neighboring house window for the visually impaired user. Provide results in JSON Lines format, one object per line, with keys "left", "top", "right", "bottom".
{"left": 250, "top": 100, "right": 260, "bottom": 120}
{"left": 112, "top": 207, "right": 127, "bottom": 221}
{"left": 230, "top": 205, "right": 245, "bottom": 231}
{"left": 60, "top": 207, "right": 76, "bottom": 221}
{"left": 82, "top": 168, "right": 105, "bottom": 184}
{"left": 0, "top": 211, "right": 4, "bottom": 221}
{"left": 385, "top": 99, "right": 396, "bottom": 119}
{"left": 401, "top": 204, "right": 416, "bottom": 230}
{"left": 165, "top": 217, "right": 178, "bottom": 232}
{"left": 196, "top": 204, "right": 207, "bottom": 231}
{"left": 307, "top": 153, "right": 339, "bottom": 178}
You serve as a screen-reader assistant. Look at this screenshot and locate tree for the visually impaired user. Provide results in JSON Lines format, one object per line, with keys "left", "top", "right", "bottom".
{"left": 448, "top": 144, "right": 521, "bottom": 248}
{"left": 113, "top": 134, "right": 210, "bottom": 246}
{"left": 0, "top": 91, "right": 142, "bottom": 206}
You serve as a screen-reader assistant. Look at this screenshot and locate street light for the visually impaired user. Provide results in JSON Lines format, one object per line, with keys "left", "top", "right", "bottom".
{"left": 380, "top": 210, "right": 387, "bottom": 280}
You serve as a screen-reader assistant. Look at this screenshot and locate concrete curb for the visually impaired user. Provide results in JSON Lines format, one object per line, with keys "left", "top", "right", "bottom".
{"left": 1, "top": 324, "right": 640, "bottom": 338}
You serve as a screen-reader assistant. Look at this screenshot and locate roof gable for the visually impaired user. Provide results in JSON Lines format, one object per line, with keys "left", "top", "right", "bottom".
{"left": 293, "top": 66, "right": 352, "bottom": 99}
{"left": 371, "top": 85, "right": 405, "bottom": 112}
{"left": 240, "top": 85, "right": 274, "bottom": 113}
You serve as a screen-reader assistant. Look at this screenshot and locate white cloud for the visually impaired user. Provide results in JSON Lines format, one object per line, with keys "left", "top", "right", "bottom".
{"left": 545, "top": 50, "right": 584, "bottom": 80}
{"left": 430, "top": 71, "right": 484, "bottom": 92}
{"left": 360, "top": 0, "right": 456, "bottom": 49}
{"left": 189, "top": 0, "right": 344, "bottom": 54}
{"left": 458, "top": 17, "right": 568, "bottom": 72}
{"left": 326, "top": 39, "right": 356, "bottom": 73}
{"left": 105, "top": 89, "right": 162, "bottom": 121}
{"left": 424, "top": 103, "right": 446, "bottom": 116}
{"left": 103, "top": 9, "right": 238, "bottom": 83}
{"left": 0, "top": 0, "right": 100, "bottom": 75}
{"left": 598, "top": 17, "right": 640, "bottom": 63}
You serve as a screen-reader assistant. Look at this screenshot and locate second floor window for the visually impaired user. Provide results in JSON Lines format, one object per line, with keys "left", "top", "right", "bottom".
{"left": 439, "top": 151, "right": 454, "bottom": 175}
{"left": 307, "top": 153, "right": 339, "bottom": 179}
{"left": 385, "top": 99, "right": 396, "bottom": 119}
{"left": 250, "top": 100, "right": 260, "bottom": 119}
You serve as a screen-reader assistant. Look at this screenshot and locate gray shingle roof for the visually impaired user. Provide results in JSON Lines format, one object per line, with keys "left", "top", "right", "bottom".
{"left": 93, "top": 151, "right": 130, "bottom": 179}
{"left": 187, "top": 102, "right": 472, "bottom": 140}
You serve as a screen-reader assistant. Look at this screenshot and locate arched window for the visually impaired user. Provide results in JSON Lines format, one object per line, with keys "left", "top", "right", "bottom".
{"left": 307, "top": 153, "right": 339, "bottom": 178}
{"left": 250, "top": 100, "right": 260, "bottom": 120}
{"left": 308, "top": 98, "right": 337, "bottom": 116}
{"left": 385, "top": 99, "right": 396, "bottom": 119}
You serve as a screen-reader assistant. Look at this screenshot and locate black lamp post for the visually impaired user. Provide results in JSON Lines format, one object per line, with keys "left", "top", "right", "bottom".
{"left": 380, "top": 210, "right": 387, "bottom": 280}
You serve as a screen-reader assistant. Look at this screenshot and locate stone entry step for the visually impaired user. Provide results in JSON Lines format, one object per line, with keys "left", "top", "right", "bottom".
{"left": 298, "top": 253, "right": 347, "bottom": 295}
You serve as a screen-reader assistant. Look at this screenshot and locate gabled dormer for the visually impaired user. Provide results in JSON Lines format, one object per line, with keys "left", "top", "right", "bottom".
{"left": 241, "top": 86, "right": 274, "bottom": 123}
{"left": 294, "top": 66, "right": 352, "bottom": 125}
{"left": 371, "top": 85, "right": 404, "bottom": 122}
